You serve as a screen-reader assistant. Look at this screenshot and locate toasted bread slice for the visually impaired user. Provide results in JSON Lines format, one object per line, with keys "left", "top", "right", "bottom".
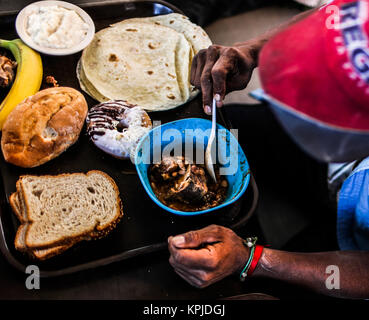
{"left": 11, "top": 192, "right": 73, "bottom": 260}
{"left": 9, "top": 192, "right": 24, "bottom": 223}
{"left": 19, "top": 170, "right": 123, "bottom": 249}
{"left": 15, "top": 224, "right": 73, "bottom": 260}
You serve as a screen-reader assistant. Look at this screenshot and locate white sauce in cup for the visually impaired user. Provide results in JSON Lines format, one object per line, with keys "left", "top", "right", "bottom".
{"left": 26, "top": 5, "right": 89, "bottom": 49}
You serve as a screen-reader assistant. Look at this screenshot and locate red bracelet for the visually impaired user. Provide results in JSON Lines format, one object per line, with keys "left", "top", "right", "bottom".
{"left": 247, "top": 245, "right": 264, "bottom": 277}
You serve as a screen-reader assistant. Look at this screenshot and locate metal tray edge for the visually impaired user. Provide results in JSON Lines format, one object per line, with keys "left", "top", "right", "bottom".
{"left": 0, "top": 0, "right": 184, "bottom": 17}
{"left": 0, "top": 0, "right": 258, "bottom": 278}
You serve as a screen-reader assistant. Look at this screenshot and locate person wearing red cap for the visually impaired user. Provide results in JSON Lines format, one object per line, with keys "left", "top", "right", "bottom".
{"left": 168, "top": 0, "right": 369, "bottom": 299}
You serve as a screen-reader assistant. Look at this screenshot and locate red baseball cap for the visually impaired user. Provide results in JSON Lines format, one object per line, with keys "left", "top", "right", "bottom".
{"left": 258, "top": 0, "right": 369, "bottom": 162}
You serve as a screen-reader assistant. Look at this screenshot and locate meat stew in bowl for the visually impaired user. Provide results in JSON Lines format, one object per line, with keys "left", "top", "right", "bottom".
{"left": 149, "top": 156, "right": 228, "bottom": 212}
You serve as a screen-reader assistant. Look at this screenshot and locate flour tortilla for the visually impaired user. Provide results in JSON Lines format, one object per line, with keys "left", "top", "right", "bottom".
{"left": 81, "top": 21, "right": 189, "bottom": 111}
{"left": 114, "top": 13, "right": 212, "bottom": 54}
{"left": 80, "top": 14, "right": 212, "bottom": 111}
{"left": 76, "top": 60, "right": 109, "bottom": 102}
{"left": 112, "top": 13, "right": 212, "bottom": 102}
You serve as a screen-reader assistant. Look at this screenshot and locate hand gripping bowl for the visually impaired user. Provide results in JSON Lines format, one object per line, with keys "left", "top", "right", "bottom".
{"left": 135, "top": 118, "right": 250, "bottom": 216}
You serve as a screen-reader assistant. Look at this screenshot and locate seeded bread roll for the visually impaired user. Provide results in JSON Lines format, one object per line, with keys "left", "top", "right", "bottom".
{"left": 1, "top": 87, "right": 88, "bottom": 168}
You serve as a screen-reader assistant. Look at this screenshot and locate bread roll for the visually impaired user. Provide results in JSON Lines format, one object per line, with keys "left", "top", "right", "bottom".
{"left": 1, "top": 87, "right": 88, "bottom": 168}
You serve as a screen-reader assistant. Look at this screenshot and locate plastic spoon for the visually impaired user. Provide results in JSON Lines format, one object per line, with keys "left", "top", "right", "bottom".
{"left": 205, "top": 98, "right": 217, "bottom": 183}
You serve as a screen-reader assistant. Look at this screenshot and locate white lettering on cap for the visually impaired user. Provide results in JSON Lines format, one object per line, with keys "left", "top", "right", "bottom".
{"left": 339, "top": 1, "right": 369, "bottom": 86}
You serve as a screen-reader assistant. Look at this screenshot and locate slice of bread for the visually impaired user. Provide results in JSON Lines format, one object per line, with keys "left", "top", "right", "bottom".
{"left": 11, "top": 192, "right": 72, "bottom": 260}
{"left": 19, "top": 170, "right": 122, "bottom": 250}
{"left": 10, "top": 170, "right": 123, "bottom": 259}
{"left": 9, "top": 192, "right": 24, "bottom": 223}
{"left": 16, "top": 224, "right": 73, "bottom": 260}
{"left": 14, "top": 224, "right": 28, "bottom": 252}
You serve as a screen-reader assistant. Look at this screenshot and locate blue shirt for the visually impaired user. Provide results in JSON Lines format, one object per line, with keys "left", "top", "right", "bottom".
{"left": 337, "top": 157, "right": 369, "bottom": 250}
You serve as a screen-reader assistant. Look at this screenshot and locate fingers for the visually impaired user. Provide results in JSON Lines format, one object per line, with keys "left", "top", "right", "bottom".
{"left": 173, "top": 267, "right": 206, "bottom": 288}
{"left": 191, "top": 45, "right": 256, "bottom": 114}
{"left": 169, "top": 224, "right": 224, "bottom": 249}
{"left": 211, "top": 55, "right": 233, "bottom": 108}
{"left": 172, "top": 264, "right": 212, "bottom": 288}
{"left": 190, "top": 53, "right": 198, "bottom": 86}
{"left": 191, "top": 49, "right": 206, "bottom": 89}
{"left": 167, "top": 225, "right": 250, "bottom": 288}
{"left": 225, "top": 48, "right": 254, "bottom": 92}
{"left": 168, "top": 243, "right": 219, "bottom": 270}
{"left": 169, "top": 249, "right": 216, "bottom": 288}
{"left": 168, "top": 225, "right": 226, "bottom": 272}
{"left": 200, "top": 46, "right": 219, "bottom": 114}
{"left": 171, "top": 257, "right": 228, "bottom": 288}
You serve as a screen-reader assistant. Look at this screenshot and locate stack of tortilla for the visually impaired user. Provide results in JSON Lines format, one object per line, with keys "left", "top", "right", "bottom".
{"left": 77, "top": 13, "right": 212, "bottom": 111}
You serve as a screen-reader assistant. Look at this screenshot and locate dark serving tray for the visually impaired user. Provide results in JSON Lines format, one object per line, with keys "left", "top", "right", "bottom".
{"left": 0, "top": 0, "right": 258, "bottom": 277}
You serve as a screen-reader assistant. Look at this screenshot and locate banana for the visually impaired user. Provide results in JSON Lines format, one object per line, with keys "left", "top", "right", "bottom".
{"left": 0, "top": 39, "right": 42, "bottom": 129}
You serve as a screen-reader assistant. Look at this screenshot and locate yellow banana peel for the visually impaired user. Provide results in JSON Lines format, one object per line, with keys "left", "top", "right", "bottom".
{"left": 0, "top": 39, "right": 43, "bottom": 130}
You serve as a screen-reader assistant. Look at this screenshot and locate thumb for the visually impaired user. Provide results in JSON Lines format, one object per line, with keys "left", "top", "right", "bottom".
{"left": 170, "top": 226, "right": 223, "bottom": 249}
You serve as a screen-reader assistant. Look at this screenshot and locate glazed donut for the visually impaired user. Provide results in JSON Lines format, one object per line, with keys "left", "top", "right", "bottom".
{"left": 86, "top": 100, "right": 152, "bottom": 161}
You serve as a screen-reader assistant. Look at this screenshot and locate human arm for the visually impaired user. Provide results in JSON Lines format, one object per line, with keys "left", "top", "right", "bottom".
{"left": 253, "top": 247, "right": 369, "bottom": 299}
{"left": 192, "top": 8, "right": 318, "bottom": 114}
{"left": 168, "top": 225, "right": 369, "bottom": 299}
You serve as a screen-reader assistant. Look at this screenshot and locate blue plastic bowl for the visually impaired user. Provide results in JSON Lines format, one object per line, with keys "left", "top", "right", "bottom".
{"left": 134, "top": 118, "right": 250, "bottom": 216}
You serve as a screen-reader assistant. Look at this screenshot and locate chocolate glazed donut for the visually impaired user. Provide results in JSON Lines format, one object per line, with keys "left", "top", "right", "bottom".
{"left": 86, "top": 100, "right": 152, "bottom": 160}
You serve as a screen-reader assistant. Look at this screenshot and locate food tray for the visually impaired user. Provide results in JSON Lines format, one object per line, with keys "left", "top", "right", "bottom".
{"left": 0, "top": 0, "right": 258, "bottom": 277}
